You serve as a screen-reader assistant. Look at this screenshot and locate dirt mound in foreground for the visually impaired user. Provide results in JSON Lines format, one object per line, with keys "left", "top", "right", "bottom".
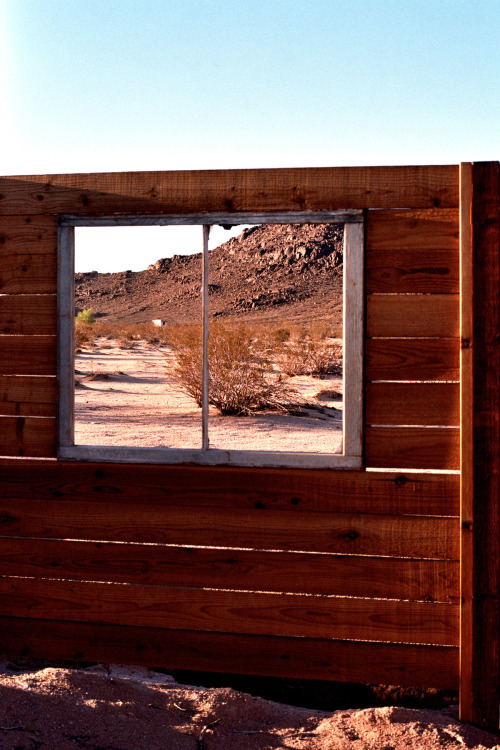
{"left": 0, "top": 662, "right": 498, "bottom": 750}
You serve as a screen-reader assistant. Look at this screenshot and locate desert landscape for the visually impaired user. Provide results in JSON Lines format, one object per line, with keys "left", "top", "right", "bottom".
{"left": 73, "top": 223, "right": 345, "bottom": 457}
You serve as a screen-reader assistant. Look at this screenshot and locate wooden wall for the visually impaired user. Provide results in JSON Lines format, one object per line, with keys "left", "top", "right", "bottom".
{"left": 0, "top": 164, "right": 484, "bottom": 716}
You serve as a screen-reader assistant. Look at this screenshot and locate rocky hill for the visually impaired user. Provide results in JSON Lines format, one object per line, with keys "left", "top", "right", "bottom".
{"left": 75, "top": 223, "right": 344, "bottom": 327}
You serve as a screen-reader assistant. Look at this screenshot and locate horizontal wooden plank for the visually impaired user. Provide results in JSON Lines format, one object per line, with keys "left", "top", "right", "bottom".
{"left": 366, "top": 250, "right": 459, "bottom": 294}
{"left": 0, "top": 215, "right": 58, "bottom": 249}
{"left": 0, "top": 461, "right": 460, "bottom": 516}
{"left": 0, "top": 498, "right": 459, "bottom": 558}
{"left": 0, "top": 538, "right": 459, "bottom": 602}
{"left": 366, "top": 209, "right": 459, "bottom": 294}
{"left": 0, "top": 577, "right": 459, "bottom": 645}
{"left": 0, "top": 375, "right": 57, "bottom": 416}
{"left": 366, "top": 338, "right": 460, "bottom": 381}
{"left": 0, "top": 616, "right": 459, "bottom": 688}
{"left": 365, "top": 383, "right": 460, "bottom": 426}
{"left": 367, "top": 295, "right": 460, "bottom": 338}
{"left": 0, "top": 166, "right": 459, "bottom": 215}
{"left": 0, "top": 416, "right": 57, "bottom": 457}
{"left": 0, "top": 253, "right": 57, "bottom": 294}
{"left": 0, "top": 295, "right": 56, "bottom": 335}
{"left": 0, "top": 214, "right": 58, "bottom": 294}
{"left": 0, "top": 336, "right": 57, "bottom": 375}
{"left": 366, "top": 427, "right": 460, "bottom": 471}
{"left": 366, "top": 208, "right": 459, "bottom": 251}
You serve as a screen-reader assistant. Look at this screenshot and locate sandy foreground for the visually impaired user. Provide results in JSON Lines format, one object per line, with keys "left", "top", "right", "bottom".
{"left": 74, "top": 339, "right": 343, "bottom": 455}
{"left": 0, "top": 661, "right": 498, "bottom": 750}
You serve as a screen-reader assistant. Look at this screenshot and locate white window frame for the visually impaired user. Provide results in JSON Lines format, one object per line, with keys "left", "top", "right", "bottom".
{"left": 58, "top": 210, "right": 364, "bottom": 469}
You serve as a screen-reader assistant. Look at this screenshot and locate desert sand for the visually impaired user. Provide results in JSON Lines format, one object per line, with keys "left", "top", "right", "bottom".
{"left": 74, "top": 339, "right": 343, "bottom": 455}
{"left": 0, "top": 661, "right": 499, "bottom": 750}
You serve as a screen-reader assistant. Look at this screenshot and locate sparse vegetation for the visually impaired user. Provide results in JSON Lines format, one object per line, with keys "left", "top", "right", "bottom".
{"left": 76, "top": 307, "right": 95, "bottom": 324}
{"left": 172, "top": 322, "right": 301, "bottom": 416}
{"left": 276, "top": 337, "right": 342, "bottom": 377}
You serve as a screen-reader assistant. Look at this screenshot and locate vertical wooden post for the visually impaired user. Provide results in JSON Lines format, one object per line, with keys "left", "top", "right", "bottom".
{"left": 460, "top": 161, "right": 500, "bottom": 729}
{"left": 201, "top": 224, "right": 210, "bottom": 450}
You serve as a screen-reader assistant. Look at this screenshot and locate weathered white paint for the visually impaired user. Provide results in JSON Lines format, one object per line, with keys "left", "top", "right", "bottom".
{"left": 57, "top": 225, "right": 75, "bottom": 450}
{"left": 202, "top": 224, "right": 210, "bottom": 450}
{"left": 61, "top": 210, "right": 363, "bottom": 227}
{"left": 59, "top": 211, "right": 365, "bottom": 469}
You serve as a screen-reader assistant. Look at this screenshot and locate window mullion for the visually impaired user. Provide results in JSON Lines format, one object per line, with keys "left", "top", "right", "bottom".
{"left": 201, "top": 225, "right": 210, "bottom": 449}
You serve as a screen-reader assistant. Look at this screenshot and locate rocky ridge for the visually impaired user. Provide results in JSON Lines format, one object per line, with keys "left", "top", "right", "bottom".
{"left": 75, "top": 223, "right": 344, "bottom": 326}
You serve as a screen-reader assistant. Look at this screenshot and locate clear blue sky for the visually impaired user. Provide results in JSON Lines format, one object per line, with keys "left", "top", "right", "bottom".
{"left": 2, "top": 0, "right": 499, "bottom": 270}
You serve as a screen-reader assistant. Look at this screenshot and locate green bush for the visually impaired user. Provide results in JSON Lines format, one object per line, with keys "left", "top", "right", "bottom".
{"left": 76, "top": 307, "right": 95, "bottom": 324}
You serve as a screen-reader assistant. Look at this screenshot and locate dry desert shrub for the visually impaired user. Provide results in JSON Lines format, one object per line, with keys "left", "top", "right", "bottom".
{"left": 277, "top": 338, "right": 342, "bottom": 377}
{"left": 172, "top": 323, "right": 300, "bottom": 416}
{"left": 74, "top": 321, "right": 96, "bottom": 351}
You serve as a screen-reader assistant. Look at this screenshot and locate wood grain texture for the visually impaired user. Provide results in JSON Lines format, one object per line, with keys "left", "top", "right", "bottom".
{"left": 0, "top": 375, "right": 57, "bottom": 416}
{"left": 0, "top": 416, "right": 57, "bottom": 457}
{"left": 366, "top": 295, "right": 460, "bottom": 338}
{"left": 365, "top": 383, "right": 460, "bottom": 426}
{"left": 365, "top": 427, "right": 460, "bottom": 470}
{"left": 366, "top": 208, "right": 459, "bottom": 294}
{"left": 366, "top": 339, "right": 460, "bottom": 381}
{"left": 0, "top": 295, "right": 56, "bottom": 335}
{"left": 0, "top": 616, "right": 459, "bottom": 688}
{"left": 366, "top": 250, "right": 459, "bottom": 294}
{"left": 0, "top": 538, "right": 459, "bottom": 602}
{"left": 0, "top": 576, "right": 459, "bottom": 645}
{"left": 366, "top": 209, "right": 459, "bottom": 251}
{"left": 0, "top": 254, "right": 57, "bottom": 294}
{"left": 0, "top": 498, "right": 459, "bottom": 558}
{"left": 0, "top": 166, "right": 459, "bottom": 215}
{"left": 0, "top": 213, "right": 58, "bottom": 293}
{"left": 0, "top": 215, "right": 58, "bottom": 248}
{"left": 460, "top": 161, "right": 500, "bottom": 729}
{"left": 0, "top": 336, "right": 56, "bottom": 375}
{"left": 0, "top": 460, "right": 460, "bottom": 516}
{"left": 459, "top": 162, "right": 474, "bottom": 723}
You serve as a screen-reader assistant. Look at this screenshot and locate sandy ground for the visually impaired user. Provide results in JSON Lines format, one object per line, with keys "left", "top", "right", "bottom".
{"left": 74, "top": 339, "right": 343, "bottom": 455}
{"left": 0, "top": 661, "right": 498, "bottom": 750}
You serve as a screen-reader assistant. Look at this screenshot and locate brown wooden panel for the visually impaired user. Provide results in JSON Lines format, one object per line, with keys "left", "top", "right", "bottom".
{"left": 0, "top": 214, "right": 58, "bottom": 293}
{"left": 460, "top": 161, "right": 500, "bottom": 729}
{"left": 0, "top": 375, "right": 57, "bottom": 416}
{"left": 366, "top": 339, "right": 460, "bottom": 381}
{"left": 0, "top": 497, "right": 459, "bottom": 558}
{"left": 0, "top": 617, "right": 459, "bottom": 689}
{"left": 0, "top": 295, "right": 56, "bottom": 335}
{"left": 0, "top": 336, "right": 56, "bottom": 375}
{"left": 367, "top": 295, "right": 460, "bottom": 338}
{"left": 0, "top": 538, "right": 459, "bottom": 602}
{"left": 366, "top": 427, "right": 460, "bottom": 470}
{"left": 366, "top": 208, "right": 459, "bottom": 251}
{"left": 0, "top": 166, "right": 459, "bottom": 215}
{"left": 0, "top": 577, "right": 459, "bottom": 645}
{"left": 365, "top": 383, "right": 459, "bottom": 426}
{"left": 0, "top": 461, "right": 460, "bottom": 517}
{"left": 0, "top": 253, "right": 57, "bottom": 294}
{"left": 0, "top": 416, "right": 57, "bottom": 457}
{"left": 366, "top": 250, "right": 459, "bottom": 294}
{"left": 0, "top": 215, "right": 58, "bottom": 249}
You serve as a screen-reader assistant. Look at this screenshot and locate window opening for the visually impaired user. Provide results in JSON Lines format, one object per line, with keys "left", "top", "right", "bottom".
{"left": 59, "top": 211, "right": 363, "bottom": 468}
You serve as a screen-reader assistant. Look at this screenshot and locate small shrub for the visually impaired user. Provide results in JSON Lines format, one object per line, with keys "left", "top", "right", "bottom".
{"left": 76, "top": 307, "right": 95, "bottom": 324}
{"left": 277, "top": 339, "right": 342, "bottom": 377}
{"left": 172, "top": 323, "right": 300, "bottom": 416}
